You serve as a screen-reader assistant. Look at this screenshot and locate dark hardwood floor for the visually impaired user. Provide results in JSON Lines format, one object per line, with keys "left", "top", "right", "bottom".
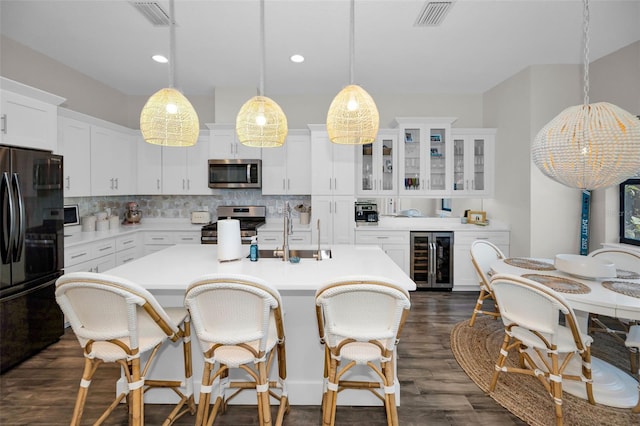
{"left": 0, "top": 292, "right": 527, "bottom": 425}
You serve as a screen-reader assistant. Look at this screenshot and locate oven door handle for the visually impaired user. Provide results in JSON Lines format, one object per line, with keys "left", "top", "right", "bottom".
{"left": 247, "top": 164, "right": 251, "bottom": 183}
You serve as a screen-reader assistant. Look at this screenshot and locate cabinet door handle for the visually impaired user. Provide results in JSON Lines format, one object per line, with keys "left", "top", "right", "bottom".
{"left": 282, "top": 179, "right": 286, "bottom": 190}
{"left": 182, "top": 179, "right": 186, "bottom": 190}
{"left": 187, "top": 179, "right": 190, "bottom": 190}
{"left": 71, "top": 252, "right": 88, "bottom": 259}
{"left": 328, "top": 178, "right": 332, "bottom": 190}
{"left": 0, "top": 114, "right": 6, "bottom": 133}
{"left": 98, "top": 246, "right": 112, "bottom": 252}
{"left": 65, "top": 176, "right": 71, "bottom": 190}
{"left": 114, "top": 178, "right": 118, "bottom": 190}
{"left": 110, "top": 178, "right": 114, "bottom": 189}
{"left": 334, "top": 178, "right": 337, "bottom": 191}
{"left": 287, "top": 179, "right": 290, "bottom": 190}
{"left": 157, "top": 179, "right": 160, "bottom": 190}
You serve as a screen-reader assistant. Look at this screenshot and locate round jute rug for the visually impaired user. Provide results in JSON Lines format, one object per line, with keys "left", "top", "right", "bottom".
{"left": 450, "top": 317, "right": 639, "bottom": 426}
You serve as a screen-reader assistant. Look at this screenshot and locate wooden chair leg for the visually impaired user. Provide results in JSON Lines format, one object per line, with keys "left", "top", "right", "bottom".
{"left": 489, "top": 333, "right": 511, "bottom": 392}
{"left": 549, "top": 353, "right": 564, "bottom": 426}
{"left": 468, "top": 288, "right": 487, "bottom": 327}
{"left": 383, "top": 356, "right": 399, "bottom": 426}
{"left": 70, "top": 357, "right": 101, "bottom": 426}
{"left": 322, "top": 356, "right": 339, "bottom": 426}
{"left": 128, "top": 357, "right": 143, "bottom": 426}
{"left": 195, "top": 361, "right": 214, "bottom": 426}
{"left": 256, "top": 360, "right": 272, "bottom": 426}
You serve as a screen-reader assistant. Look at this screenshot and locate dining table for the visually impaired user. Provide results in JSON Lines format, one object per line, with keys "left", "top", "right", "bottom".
{"left": 490, "top": 256, "right": 640, "bottom": 409}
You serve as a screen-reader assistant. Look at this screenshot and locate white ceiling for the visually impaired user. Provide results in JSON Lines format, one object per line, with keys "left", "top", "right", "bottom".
{"left": 1, "top": 0, "right": 639, "bottom": 97}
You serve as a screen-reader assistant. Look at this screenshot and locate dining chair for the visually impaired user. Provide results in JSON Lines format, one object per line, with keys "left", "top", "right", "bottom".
{"left": 55, "top": 272, "right": 196, "bottom": 426}
{"left": 588, "top": 248, "right": 640, "bottom": 373}
{"left": 315, "top": 276, "right": 411, "bottom": 426}
{"left": 488, "top": 273, "right": 595, "bottom": 426}
{"left": 468, "top": 240, "right": 505, "bottom": 326}
{"left": 624, "top": 324, "right": 640, "bottom": 413}
{"left": 184, "top": 274, "right": 289, "bottom": 426}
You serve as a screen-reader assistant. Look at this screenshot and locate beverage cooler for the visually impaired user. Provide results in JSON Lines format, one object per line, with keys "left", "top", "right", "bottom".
{"left": 410, "top": 231, "right": 453, "bottom": 290}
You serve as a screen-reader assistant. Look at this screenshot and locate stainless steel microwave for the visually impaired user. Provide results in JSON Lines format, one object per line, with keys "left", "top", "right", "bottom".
{"left": 208, "top": 159, "right": 261, "bottom": 189}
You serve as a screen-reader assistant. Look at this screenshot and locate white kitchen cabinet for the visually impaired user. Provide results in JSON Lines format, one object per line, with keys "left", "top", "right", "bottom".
{"left": 451, "top": 128, "right": 496, "bottom": 197}
{"left": 0, "top": 77, "right": 64, "bottom": 152}
{"left": 115, "top": 234, "right": 140, "bottom": 266}
{"left": 356, "top": 129, "right": 398, "bottom": 196}
{"left": 162, "top": 135, "right": 211, "bottom": 194}
{"left": 142, "top": 230, "right": 201, "bottom": 255}
{"left": 64, "top": 239, "right": 117, "bottom": 274}
{"left": 393, "top": 117, "right": 456, "bottom": 197}
{"left": 261, "top": 129, "right": 311, "bottom": 195}
{"left": 453, "top": 230, "right": 510, "bottom": 291}
{"left": 312, "top": 195, "right": 354, "bottom": 245}
{"left": 137, "top": 135, "right": 163, "bottom": 194}
{"left": 257, "top": 229, "right": 311, "bottom": 249}
{"left": 309, "top": 125, "right": 355, "bottom": 196}
{"left": 58, "top": 117, "right": 91, "bottom": 197}
{"left": 207, "top": 123, "right": 261, "bottom": 159}
{"left": 355, "top": 230, "right": 410, "bottom": 273}
{"left": 90, "top": 126, "right": 136, "bottom": 196}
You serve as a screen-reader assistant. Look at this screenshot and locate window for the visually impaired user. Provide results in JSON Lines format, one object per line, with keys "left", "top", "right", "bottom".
{"left": 620, "top": 177, "right": 640, "bottom": 246}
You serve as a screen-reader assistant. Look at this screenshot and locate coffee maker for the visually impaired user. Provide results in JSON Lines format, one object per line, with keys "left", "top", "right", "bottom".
{"left": 355, "top": 201, "right": 378, "bottom": 224}
{"left": 123, "top": 201, "right": 142, "bottom": 224}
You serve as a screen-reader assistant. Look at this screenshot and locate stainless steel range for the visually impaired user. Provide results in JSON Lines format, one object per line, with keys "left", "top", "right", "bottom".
{"left": 201, "top": 205, "right": 266, "bottom": 244}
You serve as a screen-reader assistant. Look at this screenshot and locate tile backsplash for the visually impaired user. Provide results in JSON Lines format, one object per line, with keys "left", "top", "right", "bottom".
{"left": 65, "top": 190, "right": 311, "bottom": 222}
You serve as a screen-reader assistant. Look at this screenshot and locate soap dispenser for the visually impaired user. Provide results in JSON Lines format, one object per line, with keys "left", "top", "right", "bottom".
{"left": 250, "top": 236, "right": 259, "bottom": 262}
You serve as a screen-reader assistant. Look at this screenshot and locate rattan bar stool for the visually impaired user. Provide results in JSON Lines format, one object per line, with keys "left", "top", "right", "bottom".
{"left": 468, "top": 240, "right": 505, "bottom": 326}
{"left": 624, "top": 325, "right": 640, "bottom": 413}
{"left": 489, "top": 273, "right": 595, "bottom": 426}
{"left": 315, "top": 276, "right": 411, "bottom": 426}
{"left": 55, "top": 272, "right": 196, "bottom": 426}
{"left": 184, "top": 274, "right": 289, "bottom": 426}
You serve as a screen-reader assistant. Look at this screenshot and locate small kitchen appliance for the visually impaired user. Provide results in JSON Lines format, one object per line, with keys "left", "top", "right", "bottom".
{"left": 123, "top": 202, "right": 142, "bottom": 224}
{"left": 201, "top": 206, "right": 266, "bottom": 244}
{"left": 355, "top": 201, "right": 378, "bottom": 224}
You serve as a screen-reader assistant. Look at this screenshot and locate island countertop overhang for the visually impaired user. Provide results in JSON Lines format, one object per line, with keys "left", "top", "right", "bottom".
{"left": 105, "top": 244, "right": 417, "bottom": 292}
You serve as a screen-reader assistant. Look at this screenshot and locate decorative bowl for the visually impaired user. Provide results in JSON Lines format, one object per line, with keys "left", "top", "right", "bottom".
{"left": 554, "top": 254, "right": 616, "bottom": 280}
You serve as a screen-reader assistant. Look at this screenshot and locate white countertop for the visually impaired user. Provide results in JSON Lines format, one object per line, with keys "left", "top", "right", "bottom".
{"left": 105, "top": 244, "right": 417, "bottom": 292}
{"left": 64, "top": 219, "right": 204, "bottom": 247}
{"left": 356, "top": 216, "right": 510, "bottom": 232}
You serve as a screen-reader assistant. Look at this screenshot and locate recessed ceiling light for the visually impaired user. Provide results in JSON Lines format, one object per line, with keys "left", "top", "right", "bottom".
{"left": 290, "top": 54, "right": 305, "bottom": 63}
{"left": 152, "top": 54, "right": 168, "bottom": 63}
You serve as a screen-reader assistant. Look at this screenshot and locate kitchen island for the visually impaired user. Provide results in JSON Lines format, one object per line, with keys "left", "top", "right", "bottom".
{"left": 105, "top": 243, "right": 416, "bottom": 406}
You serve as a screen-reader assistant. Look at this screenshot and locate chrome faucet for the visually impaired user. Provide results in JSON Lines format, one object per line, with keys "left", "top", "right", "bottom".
{"left": 315, "top": 219, "right": 322, "bottom": 261}
{"left": 274, "top": 202, "right": 293, "bottom": 261}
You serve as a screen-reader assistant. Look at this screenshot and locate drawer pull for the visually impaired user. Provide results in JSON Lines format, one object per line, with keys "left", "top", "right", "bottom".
{"left": 99, "top": 246, "right": 112, "bottom": 251}
{"left": 122, "top": 240, "right": 134, "bottom": 245}
{"left": 151, "top": 237, "right": 165, "bottom": 241}
{"left": 376, "top": 236, "right": 390, "bottom": 239}
{"left": 71, "top": 252, "right": 88, "bottom": 259}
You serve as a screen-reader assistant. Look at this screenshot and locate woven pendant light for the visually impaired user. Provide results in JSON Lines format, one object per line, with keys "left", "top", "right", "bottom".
{"left": 236, "top": 0, "right": 287, "bottom": 147}
{"left": 326, "top": 0, "right": 379, "bottom": 145}
{"left": 140, "top": 0, "right": 199, "bottom": 147}
{"left": 532, "top": 0, "right": 640, "bottom": 190}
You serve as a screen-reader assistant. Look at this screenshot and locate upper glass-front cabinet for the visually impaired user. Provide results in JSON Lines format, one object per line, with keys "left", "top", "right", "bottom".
{"left": 452, "top": 129, "right": 496, "bottom": 197}
{"left": 357, "top": 129, "right": 398, "bottom": 196}
{"left": 393, "top": 117, "right": 456, "bottom": 196}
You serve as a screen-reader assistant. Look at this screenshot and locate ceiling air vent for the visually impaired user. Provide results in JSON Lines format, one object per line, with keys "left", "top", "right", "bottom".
{"left": 415, "top": 1, "right": 455, "bottom": 27}
{"left": 130, "top": 1, "right": 171, "bottom": 26}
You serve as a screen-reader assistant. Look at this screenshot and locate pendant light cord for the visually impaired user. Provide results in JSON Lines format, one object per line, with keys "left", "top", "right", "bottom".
{"left": 582, "top": 0, "right": 590, "bottom": 106}
{"left": 169, "top": 0, "right": 176, "bottom": 89}
{"left": 349, "top": 0, "right": 355, "bottom": 85}
{"left": 259, "top": 0, "right": 265, "bottom": 96}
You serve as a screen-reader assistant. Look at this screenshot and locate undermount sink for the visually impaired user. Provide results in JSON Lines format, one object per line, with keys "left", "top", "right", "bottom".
{"left": 253, "top": 249, "right": 332, "bottom": 260}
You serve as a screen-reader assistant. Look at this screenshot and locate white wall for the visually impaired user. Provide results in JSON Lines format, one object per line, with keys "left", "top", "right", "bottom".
{"left": 482, "top": 68, "right": 533, "bottom": 257}
{"left": 588, "top": 41, "right": 640, "bottom": 251}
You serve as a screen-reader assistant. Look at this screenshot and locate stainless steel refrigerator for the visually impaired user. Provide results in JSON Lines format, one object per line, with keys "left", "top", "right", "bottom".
{"left": 1, "top": 145, "right": 64, "bottom": 372}
{"left": 410, "top": 231, "right": 454, "bottom": 290}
